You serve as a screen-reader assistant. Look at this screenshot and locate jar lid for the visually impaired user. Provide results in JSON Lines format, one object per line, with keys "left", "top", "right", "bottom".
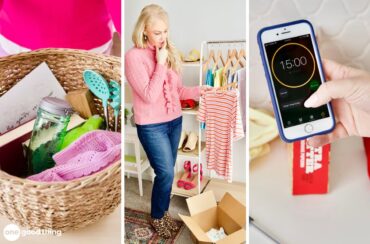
{"left": 39, "top": 97, "right": 73, "bottom": 116}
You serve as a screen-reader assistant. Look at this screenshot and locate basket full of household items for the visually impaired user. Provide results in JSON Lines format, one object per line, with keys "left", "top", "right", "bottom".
{"left": 0, "top": 49, "right": 121, "bottom": 232}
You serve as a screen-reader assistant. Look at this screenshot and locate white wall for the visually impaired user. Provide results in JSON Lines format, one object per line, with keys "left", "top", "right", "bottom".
{"left": 125, "top": 0, "right": 246, "bottom": 54}
{"left": 124, "top": 0, "right": 246, "bottom": 183}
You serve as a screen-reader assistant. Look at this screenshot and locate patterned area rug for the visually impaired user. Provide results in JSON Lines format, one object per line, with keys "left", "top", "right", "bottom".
{"left": 125, "top": 208, "right": 184, "bottom": 244}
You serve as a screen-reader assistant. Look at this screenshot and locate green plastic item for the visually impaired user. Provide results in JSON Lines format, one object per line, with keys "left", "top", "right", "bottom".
{"left": 124, "top": 155, "right": 136, "bottom": 163}
{"left": 61, "top": 115, "right": 104, "bottom": 150}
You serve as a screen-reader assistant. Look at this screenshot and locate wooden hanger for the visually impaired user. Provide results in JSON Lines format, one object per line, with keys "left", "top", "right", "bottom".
{"left": 212, "top": 50, "right": 225, "bottom": 73}
{"left": 202, "top": 50, "right": 216, "bottom": 72}
{"left": 217, "top": 81, "right": 238, "bottom": 92}
{"left": 224, "top": 49, "right": 238, "bottom": 70}
{"left": 231, "top": 49, "right": 246, "bottom": 74}
{"left": 226, "top": 49, "right": 238, "bottom": 66}
{"left": 238, "top": 49, "right": 246, "bottom": 67}
{"left": 223, "top": 49, "right": 239, "bottom": 73}
{"left": 221, "top": 49, "right": 238, "bottom": 85}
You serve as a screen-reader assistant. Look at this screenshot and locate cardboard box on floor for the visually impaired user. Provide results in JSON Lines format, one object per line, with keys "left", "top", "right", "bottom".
{"left": 179, "top": 191, "right": 246, "bottom": 244}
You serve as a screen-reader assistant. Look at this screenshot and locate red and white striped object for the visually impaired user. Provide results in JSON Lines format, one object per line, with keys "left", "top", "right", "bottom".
{"left": 198, "top": 90, "right": 244, "bottom": 182}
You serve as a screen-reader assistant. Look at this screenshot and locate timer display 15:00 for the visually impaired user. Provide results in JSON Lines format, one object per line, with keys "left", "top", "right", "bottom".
{"left": 279, "top": 56, "right": 307, "bottom": 70}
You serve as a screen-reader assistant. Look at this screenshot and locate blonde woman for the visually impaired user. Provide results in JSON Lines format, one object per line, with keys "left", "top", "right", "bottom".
{"left": 125, "top": 4, "right": 207, "bottom": 238}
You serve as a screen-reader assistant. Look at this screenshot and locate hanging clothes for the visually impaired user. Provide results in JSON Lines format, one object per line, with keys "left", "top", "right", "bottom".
{"left": 198, "top": 89, "right": 244, "bottom": 182}
{"left": 227, "top": 70, "right": 234, "bottom": 90}
{"left": 213, "top": 67, "right": 224, "bottom": 87}
{"left": 201, "top": 69, "right": 215, "bottom": 129}
{"left": 205, "top": 69, "right": 214, "bottom": 87}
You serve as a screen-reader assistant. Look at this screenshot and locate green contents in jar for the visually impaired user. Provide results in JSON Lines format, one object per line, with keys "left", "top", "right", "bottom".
{"left": 27, "top": 97, "right": 73, "bottom": 176}
{"left": 28, "top": 132, "right": 66, "bottom": 175}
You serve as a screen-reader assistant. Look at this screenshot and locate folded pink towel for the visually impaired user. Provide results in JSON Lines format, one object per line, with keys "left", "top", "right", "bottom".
{"left": 28, "top": 130, "right": 121, "bottom": 182}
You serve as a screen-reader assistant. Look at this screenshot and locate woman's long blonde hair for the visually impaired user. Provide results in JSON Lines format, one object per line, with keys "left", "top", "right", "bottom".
{"left": 132, "top": 4, "right": 182, "bottom": 73}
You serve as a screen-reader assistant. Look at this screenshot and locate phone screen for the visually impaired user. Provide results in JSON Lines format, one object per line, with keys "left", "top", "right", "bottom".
{"left": 264, "top": 34, "right": 329, "bottom": 128}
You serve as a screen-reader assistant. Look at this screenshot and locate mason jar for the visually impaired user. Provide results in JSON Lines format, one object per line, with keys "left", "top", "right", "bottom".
{"left": 27, "top": 97, "right": 73, "bottom": 176}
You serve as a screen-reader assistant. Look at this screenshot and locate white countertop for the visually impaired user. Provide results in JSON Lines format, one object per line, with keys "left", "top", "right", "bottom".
{"left": 0, "top": 205, "right": 121, "bottom": 244}
{"left": 250, "top": 137, "right": 370, "bottom": 244}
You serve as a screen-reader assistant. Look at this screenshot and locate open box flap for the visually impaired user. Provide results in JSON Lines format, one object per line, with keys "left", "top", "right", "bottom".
{"left": 178, "top": 213, "right": 211, "bottom": 242}
{"left": 191, "top": 207, "right": 219, "bottom": 232}
{"left": 216, "top": 229, "right": 246, "bottom": 244}
{"left": 218, "top": 206, "right": 243, "bottom": 235}
{"left": 218, "top": 192, "right": 246, "bottom": 227}
{"left": 186, "top": 190, "right": 217, "bottom": 216}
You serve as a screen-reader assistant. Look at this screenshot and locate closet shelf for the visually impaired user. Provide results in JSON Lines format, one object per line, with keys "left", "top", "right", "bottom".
{"left": 171, "top": 172, "right": 210, "bottom": 198}
{"left": 181, "top": 105, "right": 198, "bottom": 115}
{"left": 182, "top": 61, "right": 200, "bottom": 67}
{"left": 177, "top": 141, "right": 205, "bottom": 158}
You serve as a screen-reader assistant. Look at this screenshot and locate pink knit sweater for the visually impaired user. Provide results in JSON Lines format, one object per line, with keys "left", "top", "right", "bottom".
{"left": 0, "top": 0, "right": 121, "bottom": 50}
{"left": 125, "top": 45, "right": 200, "bottom": 125}
{"left": 27, "top": 130, "right": 121, "bottom": 182}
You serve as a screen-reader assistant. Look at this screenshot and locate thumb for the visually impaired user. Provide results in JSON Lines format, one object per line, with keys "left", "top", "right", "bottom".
{"left": 307, "top": 122, "right": 349, "bottom": 147}
{"left": 304, "top": 79, "right": 353, "bottom": 108}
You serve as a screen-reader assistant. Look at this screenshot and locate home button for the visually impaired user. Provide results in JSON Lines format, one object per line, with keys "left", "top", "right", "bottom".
{"left": 304, "top": 124, "right": 314, "bottom": 133}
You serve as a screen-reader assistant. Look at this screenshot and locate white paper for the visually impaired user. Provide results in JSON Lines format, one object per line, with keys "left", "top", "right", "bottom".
{"left": 0, "top": 62, "right": 66, "bottom": 134}
{"left": 206, "top": 227, "right": 227, "bottom": 242}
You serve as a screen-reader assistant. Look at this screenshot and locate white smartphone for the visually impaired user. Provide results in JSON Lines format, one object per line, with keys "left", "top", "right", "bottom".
{"left": 257, "top": 20, "right": 335, "bottom": 142}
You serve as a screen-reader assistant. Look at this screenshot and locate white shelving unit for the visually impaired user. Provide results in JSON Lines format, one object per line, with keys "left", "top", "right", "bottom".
{"left": 171, "top": 61, "right": 209, "bottom": 198}
{"left": 180, "top": 107, "right": 198, "bottom": 115}
{"left": 124, "top": 132, "right": 152, "bottom": 197}
{"left": 182, "top": 61, "right": 200, "bottom": 67}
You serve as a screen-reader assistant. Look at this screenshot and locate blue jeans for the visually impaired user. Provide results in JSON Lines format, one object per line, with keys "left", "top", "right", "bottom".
{"left": 136, "top": 116, "right": 182, "bottom": 219}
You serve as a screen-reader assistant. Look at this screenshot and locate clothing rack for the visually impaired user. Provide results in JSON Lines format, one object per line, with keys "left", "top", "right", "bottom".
{"left": 197, "top": 40, "right": 246, "bottom": 191}
{"left": 200, "top": 40, "right": 246, "bottom": 88}
{"left": 204, "top": 40, "right": 246, "bottom": 44}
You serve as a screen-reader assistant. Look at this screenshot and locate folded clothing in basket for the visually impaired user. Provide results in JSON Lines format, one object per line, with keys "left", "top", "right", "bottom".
{"left": 27, "top": 130, "right": 121, "bottom": 182}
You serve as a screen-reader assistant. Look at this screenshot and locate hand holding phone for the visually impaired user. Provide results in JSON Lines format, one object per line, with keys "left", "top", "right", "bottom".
{"left": 305, "top": 59, "right": 370, "bottom": 147}
{"left": 258, "top": 20, "right": 335, "bottom": 142}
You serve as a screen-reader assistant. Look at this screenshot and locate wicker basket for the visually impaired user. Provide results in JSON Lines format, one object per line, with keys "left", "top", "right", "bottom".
{"left": 0, "top": 49, "right": 121, "bottom": 232}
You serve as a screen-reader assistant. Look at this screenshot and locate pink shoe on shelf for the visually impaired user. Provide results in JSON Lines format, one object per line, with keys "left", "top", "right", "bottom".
{"left": 177, "top": 161, "right": 191, "bottom": 188}
{"left": 184, "top": 164, "right": 203, "bottom": 190}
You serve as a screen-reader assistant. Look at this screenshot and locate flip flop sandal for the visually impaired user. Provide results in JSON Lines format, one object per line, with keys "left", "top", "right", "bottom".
{"left": 178, "top": 131, "right": 187, "bottom": 149}
{"left": 177, "top": 161, "right": 191, "bottom": 188}
{"left": 183, "top": 132, "right": 198, "bottom": 152}
{"left": 184, "top": 164, "right": 203, "bottom": 190}
{"left": 194, "top": 141, "right": 200, "bottom": 155}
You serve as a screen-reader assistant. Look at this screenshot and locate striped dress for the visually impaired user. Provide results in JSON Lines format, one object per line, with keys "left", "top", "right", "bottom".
{"left": 198, "top": 89, "right": 244, "bottom": 182}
